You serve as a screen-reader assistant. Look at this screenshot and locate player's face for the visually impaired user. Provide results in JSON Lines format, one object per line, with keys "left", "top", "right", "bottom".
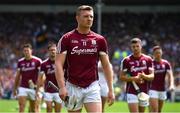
{"left": 23, "top": 47, "right": 32, "bottom": 58}
{"left": 49, "top": 46, "right": 56, "bottom": 58}
{"left": 131, "top": 42, "right": 142, "bottom": 55}
{"left": 153, "top": 49, "right": 162, "bottom": 59}
{"left": 76, "top": 10, "right": 94, "bottom": 28}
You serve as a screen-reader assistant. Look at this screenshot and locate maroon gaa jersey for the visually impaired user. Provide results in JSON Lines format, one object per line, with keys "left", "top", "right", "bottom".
{"left": 40, "top": 58, "right": 58, "bottom": 93}
{"left": 121, "top": 54, "right": 153, "bottom": 94}
{"left": 150, "top": 59, "right": 171, "bottom": 91}
{"left": 17, "top": 56, "right": 42, "bottom": 88}
{"left": 57, "top": 29, "right": 108, "bottom": 88}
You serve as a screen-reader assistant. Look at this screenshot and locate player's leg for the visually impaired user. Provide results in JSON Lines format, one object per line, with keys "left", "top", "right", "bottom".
{"left": 139, "top": 106, "right": 146, "bottom": 113}
{"left": 46, "top": 101, "right": 53, "bottom": 113}
{"left": 158, "top": 91, "right": 167, "bottom": 113}
{"left": 149, "top": 90, "right": 159, "bottom": 112}
{"left": 127, "top": 94, "right": 139, "bottom": 113}
{"left": 29, "top": 99, "right": 36, "bottom": 112}
{"left": 17, "top": 87, "right": 28, "bottom": 113}
{"left": 54, "top": 102, "right": 62, "bottom": 113}
{"left": 158, "top": 100, "right": 164, "bottom": 113}
{"left": 68, "top": 109, "right": 82, "bottom": 113}
{"left": 29, "top": 89, "right": 41, "bottom": 112}
{"left": 18, "top": 96, "right": 27, "bottom": 113}
{"left": 128, "top": 103, "right": 139, "bottom": 113}
{"left": 83, "top": 81, "right": 102, "bottom": 113}
{"left": 44, "top": 92, "right": 54, "bottom": 113}
{"left": 53, "top": 93, "right": 63, "bottom": 113}
{"left": 101, "top": 96, "right": 107, "bottom": 113}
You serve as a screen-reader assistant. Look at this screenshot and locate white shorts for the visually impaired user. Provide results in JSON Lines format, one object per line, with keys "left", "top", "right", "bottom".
{"left": 149, "top": 90, "right": 167, "bottom": 100}
{"left": 65, "top": 81, "right": 101, "bottom": 111}
{"left": 126, "top": 93, "right": 149, "bottom": 107}
{"left": 18, "top": 87, "right": 36, "bottom": 100}
{"left": 99, "top": 82, "right": 108, "bottom": 97}
{"left": 44, "top": 92, "right": 62, "bottom": 104}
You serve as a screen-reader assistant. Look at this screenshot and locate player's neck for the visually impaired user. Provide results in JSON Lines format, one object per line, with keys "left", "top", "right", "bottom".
{"left": 76, "top": 27, "right": 90, "bottom": 34}
{"left": 155, "top": 58, "right": 161, "bottom": 62}
{"left": 49, "top": 57, "right": 55, "bottom": 61}
{"left": 133, "top": 53, "right": 142, "bottom": 58}
{"left": 25, "top": 56, "right": 32, "bottom": 60}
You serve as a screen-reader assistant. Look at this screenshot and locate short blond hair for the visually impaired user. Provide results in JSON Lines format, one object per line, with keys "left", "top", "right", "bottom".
{"left": 76, "top": 5, "right": 93, "bottom": 16}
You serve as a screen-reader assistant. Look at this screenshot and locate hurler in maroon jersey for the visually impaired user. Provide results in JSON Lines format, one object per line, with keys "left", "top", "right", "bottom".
{"left": 13, "top": 43, "right": 42, "bottom": 113}
{"left": 149, "top": 46, "right": 174, "bottom": 113}
{"left": 55, "top": 5, "right": 114, "bottom": 113}
{"left": 120, "top": 38, "right": 154, "bottom": 113}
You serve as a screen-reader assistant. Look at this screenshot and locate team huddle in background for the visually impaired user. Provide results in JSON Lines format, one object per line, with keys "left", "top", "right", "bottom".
{"left": 12, "top": 5, "right": 174, "bottom": 113}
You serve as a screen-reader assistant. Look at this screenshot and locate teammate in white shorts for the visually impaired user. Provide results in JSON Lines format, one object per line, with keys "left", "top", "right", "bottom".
{"left": 120, "top": 38, "right": 154, "bottom": 113}
{"left": 98, "top": 62, "right": 113, "bottom": 112}
{"left": 36, "top": 43, "right": 62, "bottom": 113}
{"left": 149, "top": 46, "right": 175, "bottom": 113}
{"left": 13, "top": 43, "right": 42, "bottom": 113}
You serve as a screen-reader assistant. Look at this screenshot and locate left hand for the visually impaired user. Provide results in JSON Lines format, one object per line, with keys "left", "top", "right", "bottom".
{"left": 169, "top": 85, "right": 175, "bottom": 91}
{"left": 107, "top": 90, "right": 115, "bottom": 106}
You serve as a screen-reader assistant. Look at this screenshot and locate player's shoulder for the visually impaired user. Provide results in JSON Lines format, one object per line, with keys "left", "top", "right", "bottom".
{"left": 18, "top": 57, "right": 25, "bottom": 62}
{"left": 122, "top": 54, "right": 132, "bottom": 62}
{"left": 161, "top": 59, "right": 170, "bottom": 64}
{"left": 62, "top": 29, "right": 76, "bottom": 39}
{"left": 90, "top": 31, "right": 104, "bottom": 39}
{"left": 32, "top": 56, "right": 42, "bottom": 62}
{"left": 42, "top": 58, "right": 49, "bottom": 64}
{"left": 142, "top": 54, "right": 152, "bottom": 60}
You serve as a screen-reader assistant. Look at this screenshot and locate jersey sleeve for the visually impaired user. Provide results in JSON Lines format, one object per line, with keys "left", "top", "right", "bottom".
{"left": 37, "top": 59, "right": 42, "bottom": 71}
{"left": 166, "top": 61, "right": 171, "bottom": 72}
{"left": 17, "top": 61, "right": 21, "bottom": 71}
{"left": 40, "top": 62, "right": 45, "bottom": 75}
{"left": 120, "top": 58, "right": 128, "bottom": 72}
{"left": 57, "top": 35, "right": 69, "bottom": 54}
{"left": 98, "top": 37, "right": 108, "bottom": 55}
{"left": 147, "top": 57, "right": 154, "bottom": 73}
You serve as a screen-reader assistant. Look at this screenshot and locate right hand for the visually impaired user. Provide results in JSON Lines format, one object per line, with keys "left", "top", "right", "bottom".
{"left": 59, "top": 87, "right": 68, "bottom": 101}
{"left": 13, "top": 89, "right": 17, "bottom": 97}
{"left": 134, "top": 74, "right": 144, "bottom": 84}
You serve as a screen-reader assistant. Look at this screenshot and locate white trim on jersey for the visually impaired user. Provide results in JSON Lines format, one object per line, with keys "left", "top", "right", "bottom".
{"left": 99, "top": 51, "right": 107, "bottom": 55}
{"left": 57, "top": 37, "right": 63, "bottom": 54}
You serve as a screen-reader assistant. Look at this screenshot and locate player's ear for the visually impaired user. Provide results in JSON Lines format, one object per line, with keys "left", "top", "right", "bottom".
{"left": 76, "top": 15, "right": 79, "bottom": 22}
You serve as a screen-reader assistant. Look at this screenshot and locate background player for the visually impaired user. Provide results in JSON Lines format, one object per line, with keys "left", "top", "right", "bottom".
{"left": 98, "top": 62, "right": 113, "bottom": 112}
{"left": 36, "top": 42, "right": 62, "bottom": 113}
{"left": 55, "top": 5, "right": 115, "bottom": 113}
{"left": 120, "top": 38, "right": 154, "bottom": 113}
{"left": 149, "top": 46, "right": 175, "bottom": 113}
{"left": 13, "top": 43, "right": 42, "bottom": 113}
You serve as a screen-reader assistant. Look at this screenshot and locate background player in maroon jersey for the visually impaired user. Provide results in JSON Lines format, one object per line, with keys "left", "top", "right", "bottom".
{"left": 36, "top": 42, "right": 62, "bottom": 113}
{"left": 120, "top": 38, "right": 154, "bottom": 113}
{"left": 13, "top": 43, "right": 42, "bottom": 113}
{"left": 149, "top": 46, "right": 175, "bottom": 113}
{"left": 55, "top": 5, "right": 115, "bottom": 113}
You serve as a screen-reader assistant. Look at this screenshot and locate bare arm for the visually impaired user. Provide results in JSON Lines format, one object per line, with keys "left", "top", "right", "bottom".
{"left": 36, "top": 73, "right": 45, "bottom": 93}
{"left": 55, "top": 53, "right": 68, "bottom": 100}
{"left": 99, "top": 54, "right": 115, "bottom": 106}
{"left": 167, "top": 69, "right": 175, "bottom": 90}
{"left": 55, "top": 53, "right": 66, "bottom": 88}
{"left": 99, "top": 55, "right": 113, "bottom": 92}
{"left": 140, "top": 69, "right": 154, "bottom": 81}
{"left": 13, "top": 70, "right": 21, "bottom": 96}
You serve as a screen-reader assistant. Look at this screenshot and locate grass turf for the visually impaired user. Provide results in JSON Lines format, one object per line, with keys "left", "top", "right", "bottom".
{"left": 0, "top": 99, "right": 179, "bottom": 112}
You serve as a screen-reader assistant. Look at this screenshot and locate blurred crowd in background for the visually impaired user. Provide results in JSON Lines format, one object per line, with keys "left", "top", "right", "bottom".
{"left": 0, "top": 12, "right": 180, "bottom": 101}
